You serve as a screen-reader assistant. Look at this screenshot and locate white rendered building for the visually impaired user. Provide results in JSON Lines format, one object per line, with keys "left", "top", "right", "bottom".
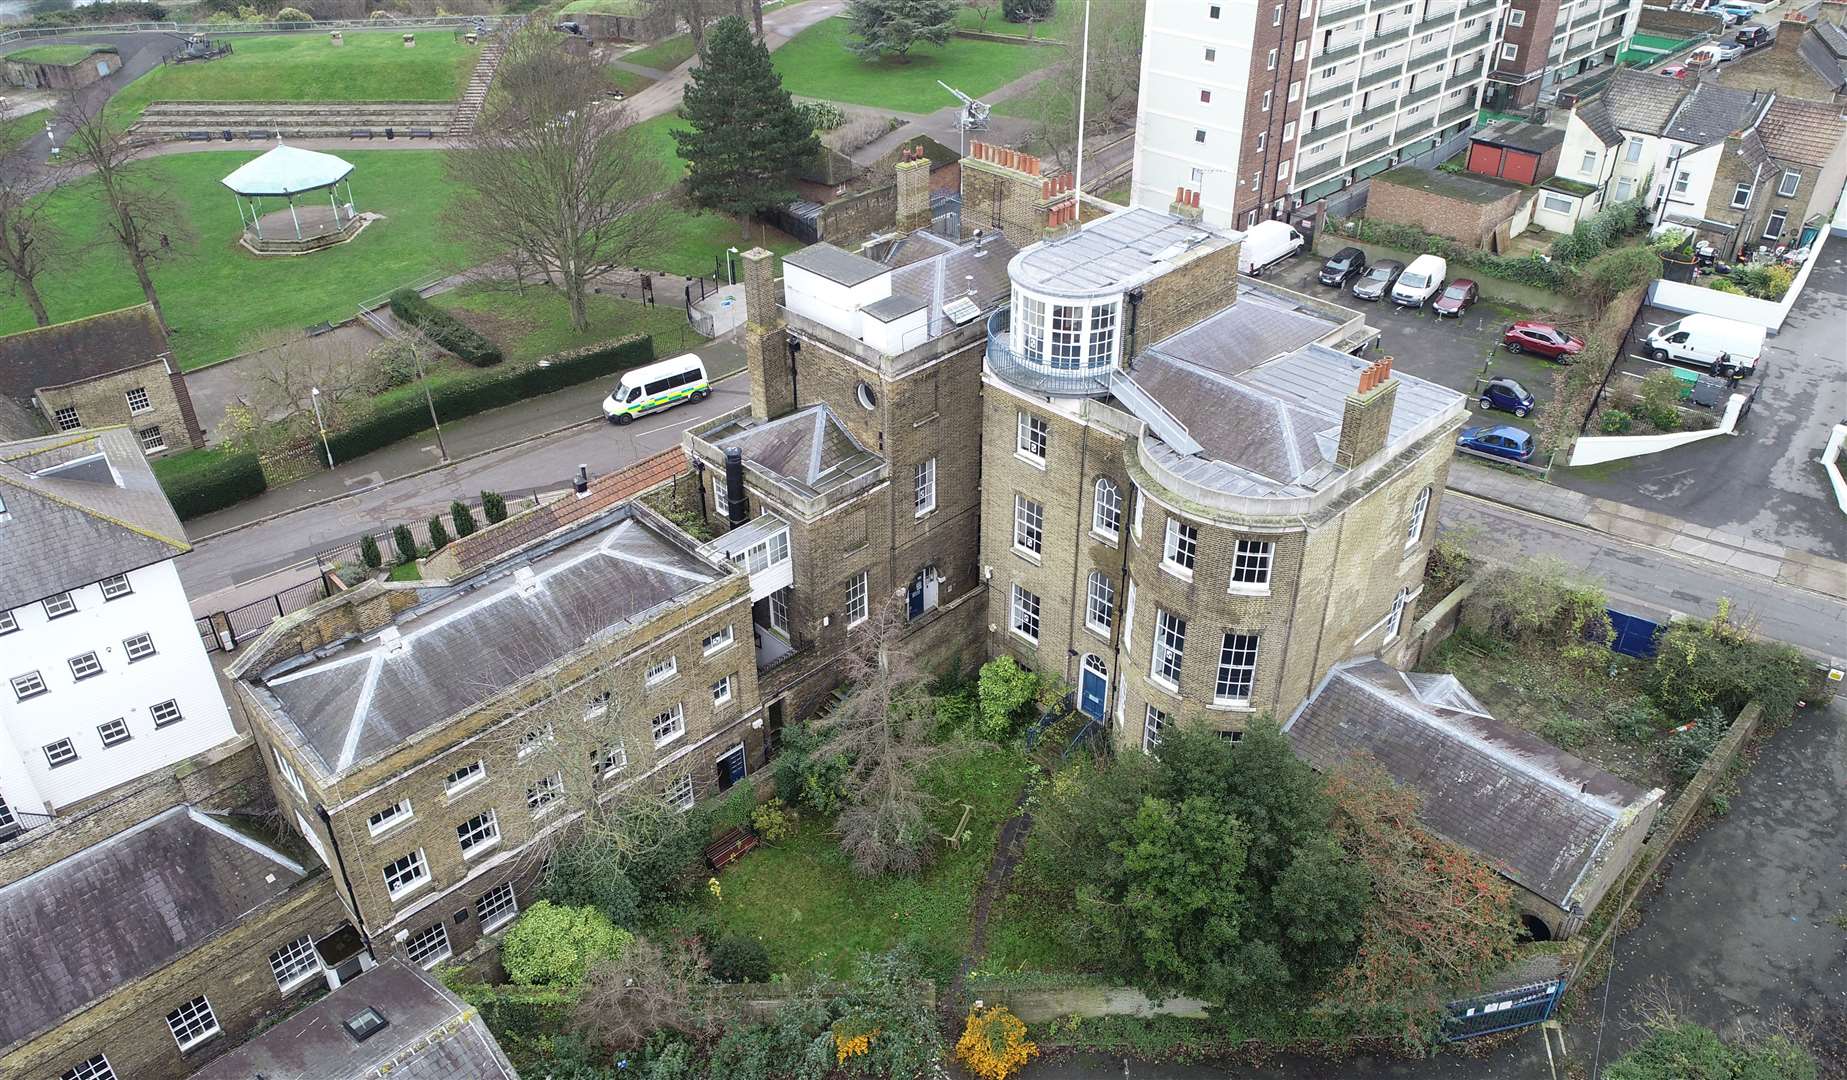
{"left": 0, "top": 428, "right": 236, "bottom": 835}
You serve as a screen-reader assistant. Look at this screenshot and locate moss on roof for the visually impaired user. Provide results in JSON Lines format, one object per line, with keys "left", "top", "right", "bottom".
{"left": 1376, "top": 165, "right": 1524, "bottom": 205}
{"left": 1542, "top": 177, "right": 1599, "bottom": 198}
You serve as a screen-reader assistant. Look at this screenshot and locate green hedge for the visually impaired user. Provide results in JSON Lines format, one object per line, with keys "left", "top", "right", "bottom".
{"left": 389, "top": 289, "right": 504, "bottom": 368}
{"left": 152, "top": 450, "right": 267, "bottom": 521}
{"left": 325, "top": 335, "right": 654, "bottom": 463}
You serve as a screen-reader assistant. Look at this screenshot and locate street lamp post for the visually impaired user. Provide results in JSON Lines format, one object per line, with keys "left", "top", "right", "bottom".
{"left": 408, "top": 337, "right": 450, "bottom": 464}
{"left": 727, "top": 246, "right": 739, "bottom": 286}
{"left": 310, "top": 387, "right": 335, "bottom": 469}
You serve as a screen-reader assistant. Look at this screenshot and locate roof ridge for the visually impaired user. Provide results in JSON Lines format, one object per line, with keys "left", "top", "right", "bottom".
{"left": 0, "top": 466, "right": 191, "bottom": 553}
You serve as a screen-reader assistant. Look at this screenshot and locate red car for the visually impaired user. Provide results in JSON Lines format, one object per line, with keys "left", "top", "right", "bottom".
{"left": 1503, "top": 321, "right": 1585, "bottom": 361}
{"left": 1432, "top": 279, "right": 1479, "bottom": 317}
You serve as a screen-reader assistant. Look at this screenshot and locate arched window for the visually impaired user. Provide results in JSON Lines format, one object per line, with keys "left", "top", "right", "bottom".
{"left": 1093, "top": 477, "right": 1122, "bottom": 539}
{"left": 1085, "top": 571, "right": 1114, "bottom": 635}
{"left": 1405, "top": 485, "right": 1431, "bottom": 547}
{"left": 1383, "top": 587, "right": 1411, "bottom": 642}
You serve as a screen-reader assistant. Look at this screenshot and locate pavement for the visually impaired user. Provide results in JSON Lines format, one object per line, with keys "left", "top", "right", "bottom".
{"left": 619, "top": 0, "right": 848, "bottom": 124}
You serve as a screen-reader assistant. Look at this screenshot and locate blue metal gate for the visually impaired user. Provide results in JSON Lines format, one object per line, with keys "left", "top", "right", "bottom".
{"left": 1607, "top": 609, "right": 1664, "bottom": 658}
{"left": 1441, "top": 979, "right": 1566, "bottom": 1041}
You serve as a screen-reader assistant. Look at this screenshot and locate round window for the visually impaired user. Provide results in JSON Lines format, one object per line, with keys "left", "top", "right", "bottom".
{"left": 855, "top": 382, "right": 877, "bottom": 410}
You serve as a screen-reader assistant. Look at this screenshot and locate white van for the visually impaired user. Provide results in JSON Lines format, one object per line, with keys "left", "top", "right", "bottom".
{"left": 1391, "top": 254, "right": 1447, "bottom": 307}
{"left": 1645, "top": 314, "right": 1762, "bottom": 380}
{"left": 602, "top": 353, "right": 710, "bottom": 425}
{"left": 1238, "top": 220, "right": 1306, "bottom": 277}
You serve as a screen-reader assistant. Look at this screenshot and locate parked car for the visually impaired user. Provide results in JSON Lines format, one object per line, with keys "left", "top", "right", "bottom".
{"left": 1477, "top": 378, "right": 1535, "bottom": 418}
{"left": 1645, "top": 313, "right": 1762, "bottom": 379}
{"left": 1660, "top": 64, "right": 1691, "bottom": 79}
{"left": 1431, "top": 279, "right": 1480, "bottom": 317}
{"left": 1318, "top": 246, "right": 1369, "bottom": 287}
{"left": 1694, "top": 41, "right": 1744, "bottom": 62}
{"left": 1238, "top": 220, "right": 1307, "bottom": 277}
{"left": 1391, "top": 254, "right": 1447, "bottom": 307}
{"left": 1715, "top": 8, "right": 1751, "bottom": 25}
{"left": 1735, "top": 25, "right": 1771, "bottom": 47}
{"left": 1350, "top": 259, "right": 1405, "bottom": 301}
{"left": 1457, "top": 424, "right": 1536, "bottom": 463}
{"left": 1502, "top": 321, "right": 1584, "bottom": 361}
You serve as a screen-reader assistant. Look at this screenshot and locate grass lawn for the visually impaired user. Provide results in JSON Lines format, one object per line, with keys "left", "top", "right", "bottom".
{"left": 651, "top": 747, "right": 1034, "bottom": 980}
{"left": 432, "top": 283, "right": 707, "bottom": 363}
{"left": 0, "top": 150, "right": 468, "bottom": 369}
{"left": 604, "top": 65, "right": 655, "bottom": 96}
{"left": 772, "top": 19, "right": 1060, "bottom": 112}
{"left": 1, "top": 108, "right": 47, "bottom": 151}
{"left": 623, "top": 32, "right": 696, "bottom": 72}
{"left": 990, "top": 70, "right": 1069, "bottom": 121}
{"left": 107, "top": 32, "right": 477, "bottom": 124}
{"left": 387, "top": 561, "right": 424, "bottom": 581}
{"left": 4, "top": 44, "right": 113, "bottom": 65}
{"left": 953, "top": 4, "right": 1080, "bottom": 39}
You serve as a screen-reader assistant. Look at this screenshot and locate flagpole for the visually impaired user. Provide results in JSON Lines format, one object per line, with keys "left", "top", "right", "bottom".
{"left": 1074, "top": 0, "right": 1091, "bottom": 208}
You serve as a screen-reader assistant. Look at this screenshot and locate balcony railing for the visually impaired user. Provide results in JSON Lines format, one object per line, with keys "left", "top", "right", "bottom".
{"left": 1451, "top": 29, "right": 1492, "bottom": 54}
{"left": 1416, "top": 9, "right": 1458, "bottom": 33}
{"left": 1355, "top": 97, "right": 1401, "bottom": 125}
{"left": 1360, "top": 61, "right": 1406, "bottom": 89}
{"left": 1571, "top": 8, "right": 1600, "bottom": 29}
{"left": 1298, "top": 154, "right": 1351, "bottom": 185}
{"left": 986, "top": 307, "right": 1110, "bottom": 399}
{"left": 1437, "top": 102, "right": 1480, "bottom": 127}
{"left": 1461, "top": 0, "right": 1496, "bottom": 13}
{"left": 1302, "top": 117, "right": 1352, "bottom": 146}
{"left": 1308, "top": 79, "right": 1357, "bottom": 108}
{"left": 1316, "top": 39, "right": 1364, "bottom": 67}
{"left": 1447, "top": 66, "right": 1485, "bottom": 89}
{"left": 1345, "top": 134, "right": 1393, "bottom": 163}
{"left": 1398, "top": 116, "right": 1437, "bottom": 140}
{"left": 1405, "top": 80, "right": 1444, "bottom": 106}
{"left": 1322, "top": 0, "right": 1367, "bottom": 21}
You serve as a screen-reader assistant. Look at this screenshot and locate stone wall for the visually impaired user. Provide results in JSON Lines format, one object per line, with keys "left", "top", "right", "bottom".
{"left": 1366, "top": 172, "right": 1527, "bottom": 250}
{"left": 818, "top": 184, "right": 897, "bottom": 247}
{"left": 35, "top": 358, "right": 205, "bottom": 457}
{"left": 1133, "top": 241, "right": 1243, "bottom": 351}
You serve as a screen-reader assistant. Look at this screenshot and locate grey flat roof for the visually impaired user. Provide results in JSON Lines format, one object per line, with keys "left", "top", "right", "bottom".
{"left": 191, "top": 958, "right": 518, "bottom": 1080}
{"left": 863, "top": 293, "right": 930, "bottom": 321}
{"left": 1009, "top": 207, "right": 1237, "bottom": 298}
{"left": 785, "top": 242, "right": 890, "bottom": 287}
{"left": 1473, "top": 119, "right": 1565, "bottom": 155}
{"left": 0, "top": 806, "right": 306, "bottom": 1049}
{"left": 887, "top": 231, "right": 1017, "bottom": 339}
{"left": 256, "top": 509, "right": 722, "bottom": 776}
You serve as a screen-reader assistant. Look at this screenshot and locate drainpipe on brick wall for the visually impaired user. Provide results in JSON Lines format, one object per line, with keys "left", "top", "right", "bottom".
{"left": 317, "top": 803, "right": 376, "bottom": 958}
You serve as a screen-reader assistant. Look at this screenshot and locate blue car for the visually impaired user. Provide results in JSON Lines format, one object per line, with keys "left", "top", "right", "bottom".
{"left": 1458, "top": 424, "right": 1535, "bottom": 463}
{"left": 1477, "top": 377, "right": 1535, "bottom": 418}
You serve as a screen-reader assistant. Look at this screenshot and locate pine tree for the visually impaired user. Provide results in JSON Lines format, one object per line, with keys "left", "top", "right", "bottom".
{"left": 674, "top": 16, "right": 820, "bottom": 219}
{"left": 427, "top": 515, "right": 451, "bottom": 552}
{"left": 392, "top": 524, "right": 418, "bottom": 565}
{"left": 847, "top": 0, "right": 957, "bottom": 62}
{"left": 481, "top": 490, "right": 509, "bottom": 523}
{"left": 451, "top": 500, "right": 479, "bottom": 537}
{"left": 358, "top": 532, "right": 383, "bottom": 570}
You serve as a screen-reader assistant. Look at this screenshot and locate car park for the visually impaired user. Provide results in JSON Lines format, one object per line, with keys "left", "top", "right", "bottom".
{"left": 1391, "top": 254, "right": 1447, "bottom": 307}
{"left": 1318, "top": 246, "right": 1369, "bottom": 287}
{"left": 1238, "top": 220, "right": 1307, "bottom": 277}
{"left": 1457, "top": 424, "right": 1536, "bottom": 462}
{"left": 1644, "top": 313, "right": 1762, "bottom": 380}
{"left": 1432, "top": 279, "right": 1480, "bottom": 318}
{"left": 1503, "top": 321, "right": 1584, "bottom": 361}
{"left": 1350, "top": 259, "right": 1405, "bottom": 301}
{"left": 1477, "top": 377, "right": 1535, "bottom": 418}
{"left": 1694, "top": 41, "right": 1744, "bottom": 62}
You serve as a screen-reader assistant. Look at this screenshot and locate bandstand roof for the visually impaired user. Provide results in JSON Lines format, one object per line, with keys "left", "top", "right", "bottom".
{"left": 220, "top": 143, "right": 354, "bottom": 197}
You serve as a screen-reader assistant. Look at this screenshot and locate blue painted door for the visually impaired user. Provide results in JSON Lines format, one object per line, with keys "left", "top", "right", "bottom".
{"left": 1079, "top": 660, "right": 1107, "bottom": 722}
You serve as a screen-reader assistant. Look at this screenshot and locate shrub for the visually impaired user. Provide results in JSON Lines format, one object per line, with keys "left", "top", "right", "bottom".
{"left": 502, "top": 901, "right": 633, "bottom": 987}
{"left": 710, "top": 934, "right": 772, "bottom": 983}
{"left": 1600, "top": 409, "right": 1633, "bottom": 434}
{"left": 1601, "top": 699, "right": 1664, "bottom": 745}
{"left": 392, "top": 524, "right": 418, "bottom": 564}
{"left": 774, "top": 724, "right": 850, "bottom": 814}
{"left": 366, "top": 338, "right": 423, "bottom": 392}
{"left": 749, "top": 797, "right": 797, "bottom": 843}
{"left": 1605, "top": 1020, "right": 1815, "bottom": 1080}
{"left": 1637, "top": 370, "right": 1684, "bottom": 432}
{"left": 976, "top": 656, "right": 1042, "bottom": 740}
{"left": 358, "top": 532, "right": 382, "bottom": 569}
{"left": 152, "top": 450, "right": 267, "bottom": 520}
{"left": 1003, "top": 0, "right": 1054, "bottom": 21}
{"left": 1648, "top": 605, "right": 1811, "bottom": 726}
{"left": 450, "top": 500, "right": 478, "bottom": 537}
{"left": 1582, "top": 246, "right": 1665, "bottom": 312}
{"left": 1548, "top": 197, "right": 1648, "bottom": 265}
{"left": 388, "top": 289, "right": 503, "bottom": 367}
{"left": 796, "top": 100, "right": 846, "bottom": 131}
{"left": 427, "top": 515, "right": 450, "bottom": 551}
{"left": 1462, "top": 555, "right": 1611, "bottom": 654}
{"left": 1724, "top": 263, "right": 1794, "bottom": 300}
{"left": 540, "top": 837, "right": 641, "bottom": 927}
{"left": 482, "top": 489, "right": 509, "bottom": 523}
{"left": 1325, "top": 217, "right": 1571, "bottom": 290}
{"left": 272, "top": 5, "right": 310, "bottom": 21}
{"left": 1537, "top": 713, "right": 1589, "bottom": 749}
{"left": 956, "top": 1006, "right": 1039, "bottom": 1080}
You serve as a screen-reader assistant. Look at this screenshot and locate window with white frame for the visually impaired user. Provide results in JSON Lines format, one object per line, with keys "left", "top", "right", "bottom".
{"left": 123, "top": 633, "right": 156, "bottom": 662}
{"left": 914, "top": 457, "right": 936, "bottom": 515}
{"left": 1294, "top": 38, "right": 1307, "bottom": 60}
{"left": 847, "top": 571, "right": 868, "bottom": 626}
{"left": 1508, "top": 7, "right": 1525, "bottom": 25}
{"left": 382, "top": 849, "right": 429, "bottom": 900}
{"left": 1093, "top": 478, "right": 1121, "bottom": 539}
{"left": 12, "top": 670, "right": 46, "bottom": 700}
{"left": 0, "top": 609, "right": 14, "bottom": 634}
{"left": 1541, "top": 194, "right": 1574, "bottom": 214}
{"left": 1581, "top": 150, "right": 1598, "bottom": 176}
{"left": 583, "top": 689, "right": 612, "bottom": 721}
{"left": 365, "top": 797, "right": 413, "bottom": 838}
{"left": 528, "top": 773, "right": 565, "bottom": 813}
{"left": 445, "top": 760, "right": 486, "bottom": 795}
{"left": 166, "top": 996, "right": 220, "bottom": 1050}
{"left": 269, "top": 935, "right": 321, "bottom": 991}
{"left": 1086, "top": 571, "right": 1114, "bottom": 636}
{"left": 1087, "top": 302, "right": 1119, "bottom": 369}
{"left": 1050, "top": 304, "right": 1084, "bottom": 368}
{"left": 712, "top": 471, "right": 728, "bottom": 509}
{"left": 125, "top": 386, "right": 152, "bottom": 414}
{"left": 100, "top": 573, "right": 132, "bottom": 599}
{"left": 1283, "top": 120, "right": 1296, "bottom": 141}
{"left": 1277, "top": 161, "right": 1291, "bottom": 181}
{"left": 1500, "top": 43, "right": 1517, "bottom": 60}
{"left": 62, "top": 1053, "right": 117, "bottom": 1080}
{"left": 1163, "top": 518, "right": 1198, "bottom": 575}
{"left": 712, "top": 674, "right": 734, "bottom": 707}
{"left": 645, "top": 655, "right": 679, "bottom": 686}
{"left": 1406, "top": 486, "right": 1431, "bottom": 547}
{"left": 1010, "top": 584, "right": 1041, "bottom": 642}
{"left": 1384, "top": 587, "right": 1411, "bottom": 641}
{"left": 1262, "top": 89, "right": 1272, "bottom": 111}
{"left": 44, "top": 591, "right": 75, "bottom": 618}
{"left": 595, "top": 740, "right": 628, "bottom": 777}
{"left": 1615, "top": 176, "right": 1635, "bottom": 201}
{"left": 98, "top": 718, "right": 131, "bottom": 747}
{"left": 1230, "top": 540, "right": 1274, "bottom": 591}
{"left": 54, "top": 406, "right": 80, "bottom": 431}
{"left": 405, "top": 921, "right": 452, "bottom": 968}
{"left": 651, "top": 704, "right": 685, "bottom": 746}
{"left": 1016, "top": 411, "right": 1048, "bottom": 460}
{"left": 44, "top": 738, "right": 78, "bottom": 767}
{"left": 1142, "top": 705, "right": 1167, "bottom": 753}
{"left": 665, "top": 773, "right": 695, "bottom": 811}
{"left": 1289, "top": 80, "right": 1301, "bottom": 102}
{"left": 274, "top": 748, "right": 306, "bottom": 799}
{"left": 1013, "top": 495, "right": 1044, "bottom": 556}
{"left": 69, "top": 651, "right": 103, "bottom": 680}
{"left": 768, "top": 589, "right": 789, "bottom": 634}
{"left": 457, "top": 809, "right": 500, "bottom": 857}
{"left": 1625, "top": 137, "right": 1642, "bottom": 163}
{"left": 1730, "top": 183, "right": 1752, "bottom": 209}
{"left": 1257, "top": 131, "right": 1268, "bottom": 153}
{"left": 138, "top": 426, "right": 165, "bottom": 453}
{"left": 1267, "top": 46, "right": 1278, "bottom": 68}
{"left": 1215, "top": 632, "right": 1260, "bottom": 705}
{"left": 1777, "top": 170, "right": 1800, "bottom": 197}
{"left": 151, "top": 698, "right": 184, "bottom": 727}
{"left": 1016, "top": 293, "right": 1046, "bottom": 363}
{"left": 1762, "top": 209, "right": 1788, "bottom": 240}
{"left": 476, "top": 882, "right": 519, "bottom": 931}
{"left": 1151, "top": 610, "right": 1187, "bottom": 688}
{"left": 517, "top": 724, "right": 554, "bottom": 758}
{"left": 1273, "top": 3, "right": 1282, "bottom": 24}
{"left": 1672, "top": 170, "right": 1691, "bottom": 196}
{"left": 702, "top": 625, "right": 735, "bottom": 655}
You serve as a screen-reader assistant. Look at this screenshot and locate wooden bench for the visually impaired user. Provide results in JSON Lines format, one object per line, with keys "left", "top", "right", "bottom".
{"left": 245, "top": 129, "right": 270, "bottom": 141}
{"left": 703, "top": 826, "right": 759, "bottom": 870}
{"left": 408, "top": 127, "right": 435, "bottom": 139}
{"left": 350, "top": 128, "right": 373, "bottom": 139}
{"left": 185, "top": 131, "right": 210, "bottom": 142}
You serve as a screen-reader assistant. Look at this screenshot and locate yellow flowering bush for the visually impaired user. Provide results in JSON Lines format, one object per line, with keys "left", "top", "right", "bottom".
{"left": 832, "top": 1018, "right": 880, "bottom": 1065}
{"left": 955, "top": 1005, "right": 1038, "bottom": 1080}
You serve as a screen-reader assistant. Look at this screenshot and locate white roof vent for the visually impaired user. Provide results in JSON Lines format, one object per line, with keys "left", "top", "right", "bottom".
{"left": 514, "top": 566, "right": 541, "bottom": 597}
{"left": 378, "top": 626, "right": 407, "bottom": 655}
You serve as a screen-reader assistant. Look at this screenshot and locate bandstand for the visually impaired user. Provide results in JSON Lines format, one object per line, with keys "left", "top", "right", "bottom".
{"left": 221, "top": 143, "right": 366, "bottom": 255}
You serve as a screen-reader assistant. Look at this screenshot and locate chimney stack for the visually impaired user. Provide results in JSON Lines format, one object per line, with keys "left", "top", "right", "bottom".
{"left": 740, "top": 247, "right": 796, "bottom": 421}
{"left": 895, "top": 146, "right": 933, "bottom": 233}
{"left": 723, "top": 447, "right": 749, "bottom": 527}
{"left": 1170, "top": 187, "right": 1203, "bottom": 224}
{"left": 1773, "top": 11, "right": 1812, "bottom": 56}
{"left": 1335, "top": 357, "right": 1399, "bottom": 469}
{"left": 573, "top": 464, "right": 590, "bottom": 496}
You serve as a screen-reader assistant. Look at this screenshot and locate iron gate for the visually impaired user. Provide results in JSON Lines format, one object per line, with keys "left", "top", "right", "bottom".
{"left": 222, "top": 575, "right": 328, "bottom": 648}
{"left": 195, "top": 616, "right": 219, "bottom": 654}
{"left": 1441, "top": 979, "right": 1566, "bottom": 1041}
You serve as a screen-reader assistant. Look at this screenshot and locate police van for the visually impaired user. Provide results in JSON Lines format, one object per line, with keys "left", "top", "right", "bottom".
{"left": 602, "top": 354, "right": 710, "bottom": 425}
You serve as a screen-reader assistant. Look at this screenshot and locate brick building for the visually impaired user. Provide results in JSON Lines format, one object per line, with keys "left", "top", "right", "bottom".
{"left": 1366, "top": 163, "right": 1534, "bottom": 248}
{"left": 0, "top": 305, "right": 206, "bottom": 454}
{"left": 1715, "top": 7, "right": 1847, "bottom": 103}
{"left": 1704, "top": 96, "right": 1847, "bottom": 256}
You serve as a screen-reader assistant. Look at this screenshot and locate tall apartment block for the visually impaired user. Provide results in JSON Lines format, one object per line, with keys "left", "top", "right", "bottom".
{"left": 1131, "top": 0, "right": 1641, "bottom": 227}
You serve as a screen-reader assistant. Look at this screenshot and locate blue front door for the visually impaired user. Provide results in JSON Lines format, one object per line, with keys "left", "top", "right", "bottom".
{"left": 716, "top": 744, "right": 746, "bottom": 791}
{"left": 1079, "top": 660, "right": 1107, "bottom": 721}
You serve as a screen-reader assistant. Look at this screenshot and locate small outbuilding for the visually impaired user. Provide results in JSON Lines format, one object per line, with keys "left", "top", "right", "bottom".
{"left": 221, "top": 143, "right": 365, "bottom": 255}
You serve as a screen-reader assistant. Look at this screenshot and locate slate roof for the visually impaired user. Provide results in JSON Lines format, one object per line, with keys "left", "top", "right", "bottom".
{"left": 784, "top": 243, "right": 890, "bottom": 287}
{"left": 0, "top": 304, "right": 169, "bottom": 400}
{"left": 1598, "top": 67, "right": 1692, "bottom": 136}
{"left": 191, "top": 958, "right": 519, "bottom": 1080}
{"left": 886, "top": 230, "right": 1017, "bottom": 339}
{"left": 1756, "top": 96, "right": 1847, "bottom": 166}
{"left": 0, "top": 428, "right": 190, "bottom": 611}
{"left": 1575, "top": 98, "right": 1623, "bottom": 147}
{"left": 1009, "top": 206, "right": 1237, "bottom": 298}
{"left": 1664, "top": 82, "right": 1769, "bottom": 147}
{"left": 255, "top": 509, "right": 724, "bottom": 776}
{"left": 442, "top": 447, "right": 685, "bottom": 574}
{"left": 1285, "top": 659, "right": 1660, "bottom": 908}
{"left": 709, "top": 404, "right": 878, "bottom": 491}
{"left": 1802, "top": 19, "right": 1847, "bottom": 91}
{"left": 0, "top": 806, "right": 306, "bottom": 1050}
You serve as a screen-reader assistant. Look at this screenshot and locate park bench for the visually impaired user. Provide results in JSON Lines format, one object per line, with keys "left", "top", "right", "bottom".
{"left": 408, "top": 128, "right": 435, "bottom": 139}
{"left": 703, "top": 826, "right": 759, "bottom": 871}
{"left": 350, "top": 128, "right": 373, "bottom": 139}
{"left": 185, "top": 131, "right": 210, "bottom": 142}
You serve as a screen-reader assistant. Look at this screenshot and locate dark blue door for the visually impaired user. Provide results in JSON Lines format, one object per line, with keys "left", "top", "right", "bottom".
{"left": 1079, "top": 658, "right": 1107, "bottom": 722}
{"left": 716, "top": 745, "right": 746, "bottom": 791}
{"left": 908, "top": 574, "right": 925, "bottom": 619}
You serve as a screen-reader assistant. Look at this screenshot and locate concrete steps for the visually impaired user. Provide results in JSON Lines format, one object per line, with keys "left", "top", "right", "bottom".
{"left": 135, "top": 100, "right": 456, "bottom": 140}
{"left": 449, "top": 39, "right": 504, "bottom": 137}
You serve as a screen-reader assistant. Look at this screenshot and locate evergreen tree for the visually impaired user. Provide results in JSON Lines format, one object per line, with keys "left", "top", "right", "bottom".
{"left": 847, "top": 0, "right": 957, "bottom": 61}
{"left": 450, "top": 499, "right": 479, "bottom": 537}
{"left": 427, "top": 515, "right": 451, "bottom": 552}
{"left": 674, "top": 16, "right": 820, "bottom": 219}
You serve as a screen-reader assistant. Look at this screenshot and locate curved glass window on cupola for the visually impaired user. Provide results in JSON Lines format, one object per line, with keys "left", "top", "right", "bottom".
{"left": 988, "top": 286, "right": 1123, "bottom": 398}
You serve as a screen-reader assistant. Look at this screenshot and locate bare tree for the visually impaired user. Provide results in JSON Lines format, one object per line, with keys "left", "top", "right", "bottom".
{"left": 816, "top": 598, "right": 972, "bottom": 876}
{"left": 224, "top": 329, "right": 383, "bottom": 453}
{"left": 648, "top": 0, "right": 726, "bottom": 53}
{"left": 572, "top": 935, "right": 723, "bottom": 1051}
{"left": 1020, "top": 0, "right": 1144, "bottom": 171}
{"left": 55, "top": 93, "right": 191, "bottom": 330}
{"left": 0, "top": 143, "right": 65, "bottom": 327}
{"left": 963, "top": 0, "right": 997, "bottom": 33}
{"left": 446, "top": 26, "right": 667, "bottom": 333}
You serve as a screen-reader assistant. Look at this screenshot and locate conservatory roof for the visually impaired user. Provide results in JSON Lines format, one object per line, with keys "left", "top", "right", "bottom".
{"left": 220, "top": 143, "right": 354, "bottom": 197}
